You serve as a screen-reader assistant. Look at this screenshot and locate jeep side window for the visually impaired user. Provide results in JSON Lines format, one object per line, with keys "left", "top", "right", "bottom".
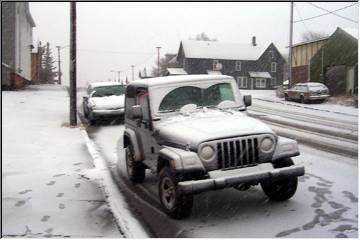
{"left": 136, "top": 90, "right": 150, "bottom": 122}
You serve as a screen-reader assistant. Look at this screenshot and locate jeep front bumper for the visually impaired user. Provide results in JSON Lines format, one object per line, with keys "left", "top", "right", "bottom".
{"left": 178, "top": 163, "right": 304, "bottom": 195}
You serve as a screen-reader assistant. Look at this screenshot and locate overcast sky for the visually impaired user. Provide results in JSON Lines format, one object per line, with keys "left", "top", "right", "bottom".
{"left": 29, "top": 2, "right": 358, "bottom": 87}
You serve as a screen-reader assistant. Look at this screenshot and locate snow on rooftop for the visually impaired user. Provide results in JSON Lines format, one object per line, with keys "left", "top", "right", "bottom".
{"left": 166, "top": 68, "right": 187, "bottom": 75}
{"left": 249, "top": 72, "right": 271, "bottom": 78}
{"left": 181, "top": 40, "right": 268, "bottom": 61}
{"left": 90, "top": 82, "right": 123, "bottom": 88}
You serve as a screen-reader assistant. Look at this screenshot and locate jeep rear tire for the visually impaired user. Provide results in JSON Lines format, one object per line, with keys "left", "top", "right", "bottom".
{"left": 261, "top": 158, "right": 298, "bottom": 201}
{"left": 126, "top": 144, "right": 145, "bottom": 183}
{"left": 159, "top": 167, "right": 193, "bottom": 219}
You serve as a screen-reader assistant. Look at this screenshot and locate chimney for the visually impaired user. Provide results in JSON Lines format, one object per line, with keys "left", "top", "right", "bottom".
{"left": 252, "top": 36, "right": 257, "bottom": 46}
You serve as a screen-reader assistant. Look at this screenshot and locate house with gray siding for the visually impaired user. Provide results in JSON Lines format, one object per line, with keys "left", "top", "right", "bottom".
{"left": 2, "top": 2, "right": 35, "bottom": 89}
{"left": 175, "top": 37, "right": 285, "bottom": 90}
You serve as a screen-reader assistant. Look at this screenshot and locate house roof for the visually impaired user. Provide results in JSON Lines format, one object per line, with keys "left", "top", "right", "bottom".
{"left": 180, "top": 40, "right": 268, "bottom": 61}
{"left": 249, "top": 72, "right": 272, "bottom": 78}
{"left": 291, "top": 37, "right": 329, "bottom": 48}
{"left": 166, "top": 68, "right": 187, "bottom": 75}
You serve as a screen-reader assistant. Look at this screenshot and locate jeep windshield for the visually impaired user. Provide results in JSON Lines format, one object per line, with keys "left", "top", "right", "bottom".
{"left": 158, "top": 83, "right": 236, "bottom": 112}
{"left": 93, "top": 85, "right": 125, "bottom": 97}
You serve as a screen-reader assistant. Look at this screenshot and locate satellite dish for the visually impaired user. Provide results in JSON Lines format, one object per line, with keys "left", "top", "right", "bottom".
{"left": 215, "top": 63, "right": 223, "bottom": 70}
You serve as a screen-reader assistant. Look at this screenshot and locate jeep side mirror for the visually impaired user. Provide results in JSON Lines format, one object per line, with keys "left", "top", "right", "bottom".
{"left": 131, "top": 105, "right": 142, "bottom": 119}
{"left": 243, "top": 95, "right": 252, "bottom": 107}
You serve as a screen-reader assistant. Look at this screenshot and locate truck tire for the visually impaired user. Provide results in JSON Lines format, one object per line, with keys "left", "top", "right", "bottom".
{"left": 261, "top": 158, "right": 298, "bottom": 201}
{"left": 125, "top": 144, "right": 145, "bottom": 183}
{"left": 158, "top": 167, "right": 193, "bottom": 219}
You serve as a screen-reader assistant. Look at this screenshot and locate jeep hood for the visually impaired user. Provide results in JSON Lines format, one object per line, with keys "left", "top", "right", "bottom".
{"left": 90, "top": 95, "right": 124, "bottom": 110}
{"left": 155, "top": 110, "right": 274, "bottom": 149}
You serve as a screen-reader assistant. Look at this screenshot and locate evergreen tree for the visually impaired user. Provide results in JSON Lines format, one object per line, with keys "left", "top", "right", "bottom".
{"left": 39, "top": 42, "right": 57, "bottom": 84}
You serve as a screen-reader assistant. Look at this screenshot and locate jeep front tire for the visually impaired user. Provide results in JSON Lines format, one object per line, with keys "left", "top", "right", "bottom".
{"left": 159, "top": 167, "right": 193, "bottom": 219}
{"left": 261, "top": 158, "right": 298, "bottom": 201}
{"left": 125, "top": 144, "right": 145, "bottom": 183}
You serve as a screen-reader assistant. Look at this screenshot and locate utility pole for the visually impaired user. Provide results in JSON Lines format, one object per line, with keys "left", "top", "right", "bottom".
{"left": 288, "top": 2, "right": 294, "bottom": 87}
{"left": 69, "top": 2, "right": 77, "bottom": 126}
{"left": 56, "top": 46, "right": 62, "bottom": 84}
{"left": 156, "top": 46, "right": 161, "bottom": 77}
{"left": 117, "top": 70, "right": 121, "bottom": 84}
{"left": 131, "top": 65, "right": 135, "bottom": 81}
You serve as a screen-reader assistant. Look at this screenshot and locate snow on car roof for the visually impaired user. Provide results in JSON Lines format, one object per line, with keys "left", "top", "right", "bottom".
{"left": 89, "top": 82, "right": 123, "bottom": 88}
{"left": 130, "top": 74, "right": 234, "bottom": 87}
{"left": 181, "top": 40, "right": 268, "bottom": 61}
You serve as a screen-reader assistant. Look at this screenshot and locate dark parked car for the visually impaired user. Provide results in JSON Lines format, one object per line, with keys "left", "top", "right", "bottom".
{"left": 284, "top": 82, "right": 330, "bottom": 103}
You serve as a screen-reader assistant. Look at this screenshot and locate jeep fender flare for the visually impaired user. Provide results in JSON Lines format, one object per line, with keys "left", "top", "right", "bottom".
{"left": 272, "top": 136, "right": 300, "bottom": 161}
{"left": 123, "top": 129, "right": 142, "bottom": 161}
{"left": 158, "top": 146, "right": 206, "bottom": 175}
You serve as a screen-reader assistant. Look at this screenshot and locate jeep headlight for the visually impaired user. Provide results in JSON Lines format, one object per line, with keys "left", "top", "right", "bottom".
{"left": 200, "top": 145, "right": 215, "bottom": 160}
{"left": 260, "top": 137, "right": 274, "bottom": 152}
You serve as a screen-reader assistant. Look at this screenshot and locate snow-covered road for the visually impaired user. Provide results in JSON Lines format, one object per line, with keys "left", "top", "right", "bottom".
{"left": 88, "top": 122, "right": 358, "bottom": 238}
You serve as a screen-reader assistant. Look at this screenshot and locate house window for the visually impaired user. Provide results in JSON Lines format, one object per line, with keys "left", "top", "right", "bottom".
{"left": 213, "top": 60, "right": 219, "bottom": 70}
{"left": 271, "top": 78, "right": 276, "bottom": 86}
{"left": 269, "top": 50, "right": 274, "bottom": 58}
{"left": 235, "top": 61, "right": 241, "bottom": 71}
{"left": 271, "top": 62, "right": 277, "bottom": 72}
{"left": 183, "top": 59, "right": 186, "bottom": 68}
{"left": 255, "top": 78, "right": 266, "bottom": 88}
{"left": 237, "top": 76, "right": 247, "bottom": 88}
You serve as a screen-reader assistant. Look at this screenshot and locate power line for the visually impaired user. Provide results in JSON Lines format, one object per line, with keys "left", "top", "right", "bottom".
{"left": 78, "top": 49, "right": 154, "bottom": 55}
{"left": 294, "top": 3, "right": 310, "bottom": 32}
{"left": 307, "top": 2, "right": 358, "bottom": 23}
{"left": 294, "top": 2, "right": 358, "bottom": 23}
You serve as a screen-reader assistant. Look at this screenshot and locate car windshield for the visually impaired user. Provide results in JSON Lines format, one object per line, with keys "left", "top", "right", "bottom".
{"left": 92, "top": 85, "right": 125, "bottom": 97}
{"left": 158, "top": 83, "right": 235, "bottom": 112}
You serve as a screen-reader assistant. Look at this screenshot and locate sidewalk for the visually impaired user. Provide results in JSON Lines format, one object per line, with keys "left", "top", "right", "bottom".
{"left": 2, "top": 85, "right": 121, "bottom": 237}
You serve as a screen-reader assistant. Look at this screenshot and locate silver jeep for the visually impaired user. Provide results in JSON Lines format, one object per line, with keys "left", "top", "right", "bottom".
{"left": 121, "top": 75, "right": 304, "bottom": 219}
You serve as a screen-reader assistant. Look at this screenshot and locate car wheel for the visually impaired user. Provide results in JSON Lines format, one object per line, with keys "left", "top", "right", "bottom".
{"left": 125, "top": 144, "right": 145, "bottom": 183}
{"left": 261, "top": 158, "right": 298, "bottom": 201}
{"left": 83, "top": 104, "right": 88, "bottom": 118}
{"left": 300, "top": 95, "right": 306, "bottom": 104}
{"left": 284, "top": 94, "right": 289, "bottom": 101}
{"left": 159, "top": 167, "right": 193, "bottom": 219}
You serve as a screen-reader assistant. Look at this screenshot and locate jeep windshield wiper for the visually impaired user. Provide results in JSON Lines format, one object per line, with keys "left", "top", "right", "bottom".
{"left": 205, "top": 105, "right": 234, "bottom": 114}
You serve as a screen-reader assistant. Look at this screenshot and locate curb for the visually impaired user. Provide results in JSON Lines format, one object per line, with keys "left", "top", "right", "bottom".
{"left": 80, "top": 127, "right": 149, "bottom": 238}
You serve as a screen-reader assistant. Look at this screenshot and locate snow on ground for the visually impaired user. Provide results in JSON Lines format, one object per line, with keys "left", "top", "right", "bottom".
{"left": 89, "top": 123, "right": 358, "bottom": 238}
{"left": 241, "top": 90, "right": 358, "bottom": 117}
{"left": 2, "top": 85, "right": 121, "bottom": 237}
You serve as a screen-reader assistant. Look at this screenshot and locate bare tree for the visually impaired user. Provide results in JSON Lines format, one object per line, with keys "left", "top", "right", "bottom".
{"left": 151, "top": 53, "right": 180, "bottom": 77}
{"left": 301, "top": 31, "right": 329, "bottom": 42}
{"left": 189, "top": 32, "right": 217, "bottom": 41}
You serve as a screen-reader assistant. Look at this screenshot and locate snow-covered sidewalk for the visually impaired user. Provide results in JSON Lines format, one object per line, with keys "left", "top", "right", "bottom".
{"left": 2, "top": 85, "right": 121, "bottom": 237}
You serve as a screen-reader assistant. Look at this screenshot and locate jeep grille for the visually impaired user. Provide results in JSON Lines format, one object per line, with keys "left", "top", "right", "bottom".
{"left": 217, "top": 137, "right": 259, "bottom": 169}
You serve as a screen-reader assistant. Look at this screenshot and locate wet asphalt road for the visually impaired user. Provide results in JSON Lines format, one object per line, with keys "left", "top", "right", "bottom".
{"left": 84, "top": 117, "right": 358, "bottom": 238}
